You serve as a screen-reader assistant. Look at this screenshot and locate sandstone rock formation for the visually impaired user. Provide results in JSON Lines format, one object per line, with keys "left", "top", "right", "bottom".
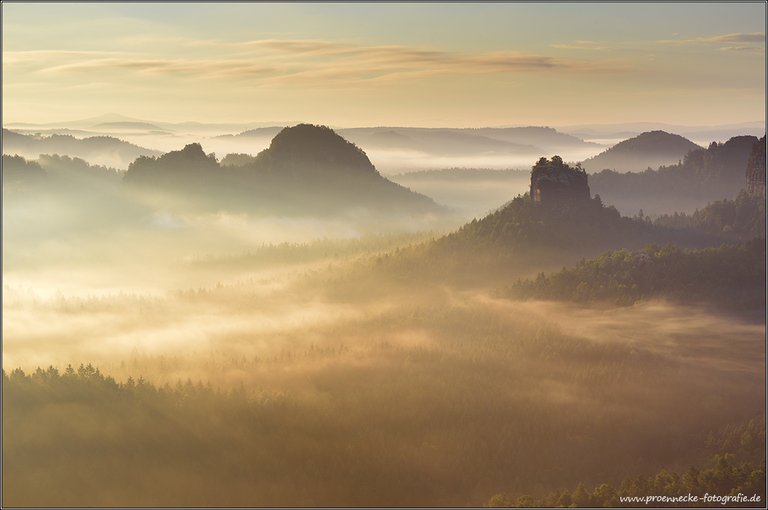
{"left": 530, "top": 156, "right": 590, "bottom": 205}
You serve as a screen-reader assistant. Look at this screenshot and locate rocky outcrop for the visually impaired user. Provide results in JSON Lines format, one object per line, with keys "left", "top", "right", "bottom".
{"left": 746, "top": 136, "right": 765, "bottom": 196}
{"left": 530, "top": 156, "right": 590, "bottom": 205}
{"left": 123, "top": 143, "right": 218, "bottom": 188}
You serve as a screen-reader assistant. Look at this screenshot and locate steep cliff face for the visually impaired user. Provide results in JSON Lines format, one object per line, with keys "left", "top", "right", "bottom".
{"left": 530, "top": 156, "right": 590, "bottom": 205}
{"left": 746, "top": 136, "right": 766, "bottom": 196}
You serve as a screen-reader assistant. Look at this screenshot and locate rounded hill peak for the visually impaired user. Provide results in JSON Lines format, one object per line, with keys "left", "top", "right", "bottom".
{"left": 581, "top": 130, "right": 702, "bottom": 172}
{"left": 264, "top": 124, "right": 377, "bottom": 175}
{"left": 628, "top": 130, "right": 694, "bottom": 144}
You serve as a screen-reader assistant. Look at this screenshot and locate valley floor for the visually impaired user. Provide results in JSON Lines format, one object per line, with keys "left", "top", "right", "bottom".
{"left": 3, "top": 239, "right": 765, "bottom": 507}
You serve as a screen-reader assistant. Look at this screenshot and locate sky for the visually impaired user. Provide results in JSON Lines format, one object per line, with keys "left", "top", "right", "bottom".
{"left": 2, "top": 2, "right": 765, "bottom": 127}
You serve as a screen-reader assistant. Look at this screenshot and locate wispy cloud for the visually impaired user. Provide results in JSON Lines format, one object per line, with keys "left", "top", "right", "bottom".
{"left": 6, "top": 38, "right": 628, "bottom": 88}
{"left": 708, "top": 33, "right": 764, "bottom": 43}
{"left": 655, "top": 32, "right": 765, "bottom": 57}
{"left": 657, "top": 32, "right": 764, "bottom": 45}
{"left": 550, "top": 40, "right": 607, "bottom": 51}
{"left": 233, "top": 39, "right": 354, "bottom": 55}
{"left": 719, "top": 45, "right": 765, "bottom": 53}
{"left": 3, "top": 49, "right": 127, "bottom": 64}
{"left": 37, "top": 58, "right": 280, "bottom": 80}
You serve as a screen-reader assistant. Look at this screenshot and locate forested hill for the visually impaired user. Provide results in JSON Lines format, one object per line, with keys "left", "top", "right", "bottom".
{"left": 581, "top": 130, "right": 702, "bottom": 173}
{"left": 435, "top": 157, "right": 720, "bottom": 257}
{"left": 3, "top": 153, "right": 121, "bottom": 188}
{"left": 2, "top": 128, "right": 160, "bottom": 168}
{"left": 589, "top": 135, "right": 761, "bottom": 215}
{"left": 487, "top": 415, "right": 765, "bottom": 508}
{"left": 442, "top": 194, "right": 653, "bottom": 253}
{"left": 354, "top": 157, "right": 736, "bottom": 290}
{"left": 250, "top": 123, "right": 380, "bottom": 177}
{"left": 506, "top": 239, "right": 765, "bottom": 309}
{"left": 654, "top": 190, "right": 765, "bottom": 241}
{"left": 123, "top": 124, "right": 441, "bottom": 215}
{"left": 3, "top": 154, "right": 46, "bottom": 183}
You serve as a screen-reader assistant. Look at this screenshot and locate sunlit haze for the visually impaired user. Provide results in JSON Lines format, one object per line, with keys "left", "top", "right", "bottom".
{"left": 3, "top": 3, "right": 766, "bottom": 508}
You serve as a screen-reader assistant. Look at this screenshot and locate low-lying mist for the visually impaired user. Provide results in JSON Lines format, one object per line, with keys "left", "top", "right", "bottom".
{"left": 3, "top": 140, "right": 764, "bottom": 506}
{"left": 390, "top": 168, "right": 532, "bottom": 216}
{"left": 4, "top": 245, "right": 764, "bottom": 506}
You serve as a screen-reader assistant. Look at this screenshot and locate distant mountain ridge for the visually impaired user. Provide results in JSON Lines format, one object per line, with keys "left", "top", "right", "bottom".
{"left": 581, "top": 130, "right": 702, "bottom": 173}
{"left": 94, "top": 121, "right": 166, "bottom": 131}
{"left": 560, "top": 121, "right": 765, "bottom": 145}
{"left": 344, "top": 128, "right": 537, "bottom": 156}
{"left": 4, "top": 113, "right": 283, "bottom": 135}
{"left": 216, "top": 127, "right": 284, "bottom": 139}
{"left": 217, "top": 125, "right": 599, "bottom": 158}
{"left": 2, "top": 128, "right": 161, "bottom": 169}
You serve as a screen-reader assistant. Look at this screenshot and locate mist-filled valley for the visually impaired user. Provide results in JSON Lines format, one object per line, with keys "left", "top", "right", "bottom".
{"left": 3, "top": 118, "right": 766, "bottom": 507}
{"left": 6, "top": 2, "right": 768, "bottom": 506}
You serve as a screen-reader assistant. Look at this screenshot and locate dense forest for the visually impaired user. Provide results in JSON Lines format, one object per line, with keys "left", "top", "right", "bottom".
{"left": 3, "top": 153, "right": 46, "bottom": 183}
{"left": 506, "top": 239, "right": 765, "bottom": 308}
{"left": 488, "top": 416, "right": 765, "bottom": 508}
{"left": 444, "top": 194, "right": 654, "bottom": 252}
{"left": 654, "top": 190, "right": 765, "bottom": 240}
{"left": 4, "top": 289, "right": 763, "bottom": 507}
{"left": 420, "top": 189, "right": 721, "bottom": 277}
